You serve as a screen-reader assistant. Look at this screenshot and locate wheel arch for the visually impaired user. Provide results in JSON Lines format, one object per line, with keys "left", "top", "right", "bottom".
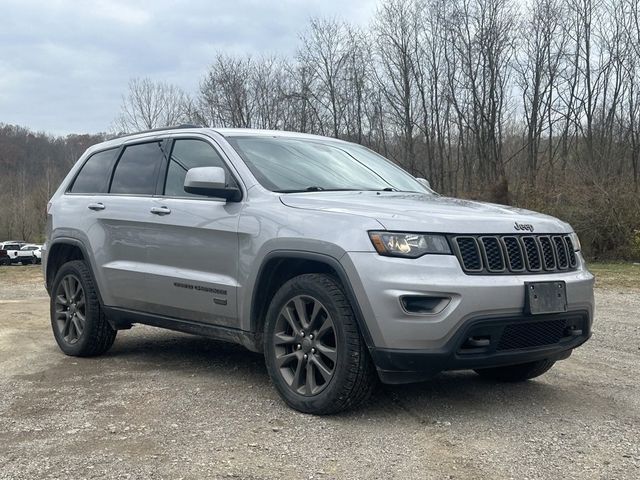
{"left": 46, "top": 238, "right": 121, "bottom": 330}
{"left": 249, "top": 251, "right": 374, "bottom": 351}
{"left": 46, "top": 238, "right": 97, "bottom": 298}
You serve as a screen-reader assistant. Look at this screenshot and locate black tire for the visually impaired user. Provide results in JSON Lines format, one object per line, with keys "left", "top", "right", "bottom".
{"left": 474, "top": 359, "right": 556, "bottom": 382}
{"left": 264, "top": 273, "right": 376, "bottom": 415}
{"left": 50, "top": 260, "right": 117, "bottom": 356}
{"left": 0, "top": 258, "right": 9, "bottom": 266}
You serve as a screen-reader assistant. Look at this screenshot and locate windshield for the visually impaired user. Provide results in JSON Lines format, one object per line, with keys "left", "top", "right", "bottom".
{"left": 226, "top": 136, "right": 429, "bottom": 194}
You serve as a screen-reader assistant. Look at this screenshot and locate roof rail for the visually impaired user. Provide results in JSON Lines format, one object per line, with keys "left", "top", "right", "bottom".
{"left": 112, "top": 124, "right": 205, "bottom": 139}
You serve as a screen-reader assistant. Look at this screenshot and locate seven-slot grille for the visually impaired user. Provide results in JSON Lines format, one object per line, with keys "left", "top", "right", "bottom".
{"left": 452, "top": 234, "right": 577, "bottom": 274}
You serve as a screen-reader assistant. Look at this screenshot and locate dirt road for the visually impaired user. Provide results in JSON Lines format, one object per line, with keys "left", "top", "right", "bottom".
{"left": 0, "top": 266, "right": 638, "bottom": 479}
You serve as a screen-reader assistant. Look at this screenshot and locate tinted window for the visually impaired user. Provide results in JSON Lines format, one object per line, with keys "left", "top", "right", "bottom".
{"left": 70, "top": 149, "right": 118, "bottom": 194}
{"left": 164, "top": 139, "right": 227, "bottom": 197}
{"left": 110, "top": 142, "right": 165, "bottom": 195}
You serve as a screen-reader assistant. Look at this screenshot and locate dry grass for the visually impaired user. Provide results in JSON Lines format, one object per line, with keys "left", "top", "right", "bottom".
{"left": 0, "top": 265, "right": 47, "bottom": 300}
{"left": 0, "top": 264, "right": 43, "bottom": 283}
{"left": 589, "top": 262, "right": 640, "bottom": 290}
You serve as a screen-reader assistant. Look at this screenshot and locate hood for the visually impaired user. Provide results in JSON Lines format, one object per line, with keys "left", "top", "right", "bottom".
{"left": 279, "top": 191, "right": 571, "bottom": 234}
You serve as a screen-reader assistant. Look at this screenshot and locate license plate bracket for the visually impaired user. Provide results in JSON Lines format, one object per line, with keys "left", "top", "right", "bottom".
{"left": 524, "top": 281, "right": 568, "bottom": 315}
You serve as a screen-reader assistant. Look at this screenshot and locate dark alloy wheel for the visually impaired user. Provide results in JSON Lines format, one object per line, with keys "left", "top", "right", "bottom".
{"left": 264, "top": 273, "right": 376, "bottom": 415}
{"left": 272, "top": 295, "right": 337, "bottom": 396}
{"left": 50, "top": 260, "right": 116, "bottom": 356}
{"left": 54, "top": 274, "right": 86, "bottom": 344}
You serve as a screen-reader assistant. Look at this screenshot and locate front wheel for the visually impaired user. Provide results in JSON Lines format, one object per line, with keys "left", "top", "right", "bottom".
{"left": 264, "top": 273, "right": 376, "bottom": 415}
{"left": 474, "top": 359, "right": 556, "bottom": 382}
{"left": 50, "top": 260, "right": 117, "bottom": 356}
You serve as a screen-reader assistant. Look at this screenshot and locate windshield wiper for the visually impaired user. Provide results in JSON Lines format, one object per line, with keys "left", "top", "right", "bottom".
{"left": 358, "top": 187, "right": 398, "bottom": 192}
{"left": 274, "top": 187, "right": 361, "bottom": 193}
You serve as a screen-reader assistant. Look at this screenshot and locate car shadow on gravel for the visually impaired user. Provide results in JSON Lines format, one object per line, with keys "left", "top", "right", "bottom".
{"left": 103, "top": 328, "right": 269, "bottom": 381}
{"left": 91, "top": 329, "right": 580, "bottom": 420}
{"left": 371, "top": 373, "right": 569, "bottom": 418}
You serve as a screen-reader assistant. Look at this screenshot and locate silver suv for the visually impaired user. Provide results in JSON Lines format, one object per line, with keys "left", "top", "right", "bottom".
{"left": 44, "top": 127, "right": 594, "bottom": 414}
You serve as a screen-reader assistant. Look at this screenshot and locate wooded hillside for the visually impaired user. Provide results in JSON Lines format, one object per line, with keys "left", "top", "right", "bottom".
{"left": 0, "top": 125, "right": 105, "bottom": 242}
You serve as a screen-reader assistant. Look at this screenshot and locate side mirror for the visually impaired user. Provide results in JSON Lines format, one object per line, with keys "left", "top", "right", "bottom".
{"left": 416, "top": 177, "right": 432, "bottom": 191}
{"left": 184, "top": 167, "right": 241, "bottom": 202}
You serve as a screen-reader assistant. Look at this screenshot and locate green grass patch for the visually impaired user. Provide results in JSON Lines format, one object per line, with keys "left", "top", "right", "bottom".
{"left": 589, "top": 262, "right": 640, "bottom": 290}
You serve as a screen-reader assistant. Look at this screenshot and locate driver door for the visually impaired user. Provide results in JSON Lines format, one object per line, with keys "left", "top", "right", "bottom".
{"left": 142, "top": 137, "right": 243, "bottom": 328}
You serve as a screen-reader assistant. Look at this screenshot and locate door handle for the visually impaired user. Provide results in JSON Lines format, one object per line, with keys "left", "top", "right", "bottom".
{"left": 87, "top": 202, "right": 105, "bottom": 211}
{"left": 150, "top": 206, "right": 171, "bottom": 215}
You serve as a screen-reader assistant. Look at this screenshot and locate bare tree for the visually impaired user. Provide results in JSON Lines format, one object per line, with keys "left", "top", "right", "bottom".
{"left": 624, "top": 0, "right": 640, "bottom": 190}
{"left": 516, "top": 0, "right": 568, "bottom": 186}
{"left": 373, "top": 0, "right": 421, "bottom": 173}
{"left": 343, "top": 26, "right": 372, "bottom": 143}
{"left": 114, "top": 78, "right": 190, "bottom": 133}
{"left": 197, "top": 55, "right": 254, "bottom": 128}
{"left": 297, "top": 18, "right": 350, "bottom": 138}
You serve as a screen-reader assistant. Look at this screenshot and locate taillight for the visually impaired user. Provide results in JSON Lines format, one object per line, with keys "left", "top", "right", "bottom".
{"left": 46, "top": 202, "right": 52, "bottom": 215}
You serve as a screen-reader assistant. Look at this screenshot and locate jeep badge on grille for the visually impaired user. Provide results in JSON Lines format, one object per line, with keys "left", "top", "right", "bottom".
{"left": 514, "top": 222, "right": 534, "bottom": 232}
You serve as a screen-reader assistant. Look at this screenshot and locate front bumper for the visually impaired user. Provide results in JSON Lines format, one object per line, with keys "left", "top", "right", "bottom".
{"left": 340, "top": 251, "right": 594, "bottom": 382}
{"left": 371, "top": 311, "right": 590, "bottom": 383}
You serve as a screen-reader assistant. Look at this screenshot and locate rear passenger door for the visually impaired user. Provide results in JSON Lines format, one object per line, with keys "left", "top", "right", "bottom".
{"left": 142, "top": 137, "right": 242, "bottom": 328}
{"left": 97, "top": 140, "right": 169, "bottom": 311}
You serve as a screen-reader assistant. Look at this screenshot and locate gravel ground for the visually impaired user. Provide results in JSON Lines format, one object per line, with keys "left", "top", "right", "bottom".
{"left": 0, "top": 265, "right": 638, "bottom": 479}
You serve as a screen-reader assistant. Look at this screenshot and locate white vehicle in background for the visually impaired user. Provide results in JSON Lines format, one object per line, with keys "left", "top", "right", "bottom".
{"left": 13, "top": 244, "right": 42, "bottom": 265}
{"left": 0, "top": 241, "right": 26, "bottom": 265}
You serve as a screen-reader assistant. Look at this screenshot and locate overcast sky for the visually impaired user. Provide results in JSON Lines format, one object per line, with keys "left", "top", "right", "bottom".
{"left": 0, "top": 0, "right": 377, "bottom": 135}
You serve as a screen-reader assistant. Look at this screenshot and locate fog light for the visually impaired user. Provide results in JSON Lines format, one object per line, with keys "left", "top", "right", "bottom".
{"left": 462, "top": 336, "right": 491, "bottom": 349}
{"left": 400, "top": 295, "right": 450, "bottom": 314}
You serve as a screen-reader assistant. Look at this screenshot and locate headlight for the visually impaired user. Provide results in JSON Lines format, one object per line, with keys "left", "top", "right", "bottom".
{"left": 569, "top": 232, "right": 581, "bottom": 251}
{"left": 368, "top": 231, "right": 451, "bottom": 258}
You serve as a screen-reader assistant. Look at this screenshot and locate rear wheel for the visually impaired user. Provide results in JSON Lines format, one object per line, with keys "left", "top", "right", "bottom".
{"left": 474, "top": 359, "right": 555, "bottom": 382}
{"left": 264, "top": 273, "right": 376, "bottom": 414}
{"left": 50, "top": 260, "right": 116, "bottom": 356}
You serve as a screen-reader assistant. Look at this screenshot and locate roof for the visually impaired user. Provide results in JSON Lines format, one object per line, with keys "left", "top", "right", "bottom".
{"left": 90, "top": 127, "right": 349, "bottom": 157}
{"left": 211, "top": 128, "right": 345, "bottom": 143}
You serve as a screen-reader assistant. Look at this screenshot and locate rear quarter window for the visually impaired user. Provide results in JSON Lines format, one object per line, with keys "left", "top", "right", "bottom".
{"left": 70, "top": 148, "right": 119, "bottom": 194}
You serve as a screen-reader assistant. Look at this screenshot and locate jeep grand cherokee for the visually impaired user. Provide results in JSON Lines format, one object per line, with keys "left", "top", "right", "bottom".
{"left": 43, "top": 127, "right": 594, "bottom": 414}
